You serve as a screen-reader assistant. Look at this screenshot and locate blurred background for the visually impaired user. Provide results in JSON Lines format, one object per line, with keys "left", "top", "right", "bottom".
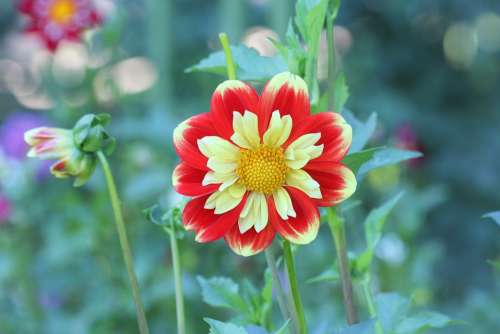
{"left": 0, "top": 0, "right": 499, "bottom": 333}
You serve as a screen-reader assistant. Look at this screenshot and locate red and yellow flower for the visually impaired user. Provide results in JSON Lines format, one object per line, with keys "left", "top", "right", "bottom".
{"left": 18, "top": 0, "right": 101, "bottom": 50}
{"left": 173, "top": 72, "right": 357, "bottom": 256}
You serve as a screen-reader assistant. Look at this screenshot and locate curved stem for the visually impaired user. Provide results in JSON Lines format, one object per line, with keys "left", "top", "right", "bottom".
{"left": 265, "top": 247, "right": 298, "bottom": 334}
{"left": 282, "top": 241, "right": 308, "bottom": 334}
{"left": 362, "top": 278, "right": 384, "bottom": 334}
{"left": 327, "top": 208, "right": 358, "bottom": 325}
{"left": 170, "top": 222, "right": 186, "bottom": 334}
{"left": 219, "top": 32, "right": 237, "bottom": 80}
{"left": 97, "top": 151, "right": 150, "bottom": 334}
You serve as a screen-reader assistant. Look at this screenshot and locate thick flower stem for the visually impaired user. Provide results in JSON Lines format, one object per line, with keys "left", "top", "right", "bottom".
{"left": 327, "top": 208, "right": 358, "bottom": 325}
{"left": 97, "top": 151, "right": 150, "bottom": 334}
{"left": 362, "top": 278, "right": 384, "bottom": 334}
{"left": 169, "top": 222, "right": 186, "bottom": 334}
{"left": 219, "top": 32, "right": 237, "bottom": 80}
{"left": 265, "top": 247, "right": 298, "bottom": 334}
{"left": 282, "top": 241, "right": 308, "bottom": 334}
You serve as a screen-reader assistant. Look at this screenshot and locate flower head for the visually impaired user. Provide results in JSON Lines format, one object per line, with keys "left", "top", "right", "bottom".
{"left": 24, "top": 113, "right": 114, "bottom": 186}
{"left": 18, "top": 0, "right": 101, "bottom": 50}
{"left": 172, "top": 72, "right": 357, "bottom": 256}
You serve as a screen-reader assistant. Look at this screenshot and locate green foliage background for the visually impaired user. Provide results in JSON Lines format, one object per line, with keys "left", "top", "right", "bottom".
{"left": 0, "top": 0, "right": 499, "bottom": 333}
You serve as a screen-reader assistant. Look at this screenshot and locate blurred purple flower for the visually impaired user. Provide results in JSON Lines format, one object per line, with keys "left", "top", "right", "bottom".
{"left": 0, "top": 112, "right": 47, "bottom": 160}
{"left": 0, "top": 195, "right": 11, "bottom": 223}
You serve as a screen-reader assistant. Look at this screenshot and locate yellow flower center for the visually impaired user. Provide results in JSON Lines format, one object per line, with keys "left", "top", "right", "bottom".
{"left": 49, "top": 0, "right": 76, "bottom": 24}
{"left": 236, "top": 146, "right": 288, "bottom": 195}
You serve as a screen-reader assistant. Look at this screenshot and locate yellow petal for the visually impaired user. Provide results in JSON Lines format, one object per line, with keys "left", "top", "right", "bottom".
{"left": 204, "top": 183, "right": 246, "bottom": 214}
{"left": 286, "top": 169, "right": 322, "bottom": 199}
{"left": 285, "top": 133, "right": 323, "bottom": 170}
{"left": 231, "top": 111, "right": 260, "bottom": 149}
{"left": 272, "top": 187, "right": 296, "bottom": 220}
{"left": 263, "top": 110, "right": 292, "bottom": 148}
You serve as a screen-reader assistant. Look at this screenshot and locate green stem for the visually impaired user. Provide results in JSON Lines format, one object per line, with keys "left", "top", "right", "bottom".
{"left": 327, "top": 208, "right": 358, "bottom": 325}
{"left": 169, "top": 223, "right": 186, "bottom": 334}
{"left": 282, "top": 241, "right": 308, "bottom": 334}
{"left": 265, "top": 247, "right": 298, "bottom": 334}
{"left": 326, "top": 13, "right": 336, "bottom": 111}
{"left": 362, "top": 278, "right": 384, "bottom": 334}
{"left": 219, "top": 32, "right": 236, "bottom": 80}
{"left": 97, "top": 151, "right": 150, "bottom": 334}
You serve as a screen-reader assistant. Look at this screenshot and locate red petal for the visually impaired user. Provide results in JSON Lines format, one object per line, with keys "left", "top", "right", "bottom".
{"left": 285, "top": 112, "right": 352, "bottom": 161}
{"left": 224, "top": 223, "right": 276, "bottom": 256}
{"left": 17, "top": 0, "right": 34, "bottom": 13}
{"left": 269, "top": 186, "right": 320, "bottom": 244}
{"left": 173, "top": 112, "right": 217, "bottom": 171}
{"left": 182, "top": 194, "right": 246, "bottom": 243}
{"left": 172, "top": 162, "right": 219, "bottom": 197}
{"left": 304, "top": 161, "right": 357, "bottom": 206}
{"left": 258, "top": 72, "right": 310, "bottom": 136}
{"left": 210, "top": 80, "right": 259, "bottom": 139}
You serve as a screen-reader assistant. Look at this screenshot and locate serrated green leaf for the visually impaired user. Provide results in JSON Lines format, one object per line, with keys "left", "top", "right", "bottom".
{"left": 342, "top": 147, "right": 384, "bottom": 175}
{"left": 482, "top": 211, "right": 500, "bottom": 227}
{"left": 394, "top": 311, "right": 454, "bottom": 334}
{"left": 198, "top": 276, "right": 248, "bottom": 313}
{"left": 307, "top": 267, "right": 339, "bottom": 284}
{"left": 357, "top": 148, "right": 422, "bottom": 179}
{"left": 375, "top": 293, "right": 411, "bottom": 332}
{"left": 186, "top": 45, "right": 287, "bottom": 82}
{"left": 343, "top": 111, "right": 377, "bottom": 153}
{"left": 205, "top": 318, "right": 248, "bottom": 334}
{"left": 333, "top": 73, "right": 349, "bottom": 112}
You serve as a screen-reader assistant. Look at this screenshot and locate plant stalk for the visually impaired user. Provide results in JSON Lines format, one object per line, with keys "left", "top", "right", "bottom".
{"left": 97, "top": 151, "right": 150, "bottom": 334}
{"left": 326, "top": 12, "right": 336, "bottom": 111}
{"left": 362, "top": 278, "right": 384, "bottom": 334}
{"left": 219, "top": 32, "right": 237, "bottom": 80}
{"left": 327, "top": 208, "right": 358, "bottom": 325}
{"left": 169, "top": 222, "right": 186, "bottom": 334}
{"left": 265, "top": 247, "right": 298, "bottom": 334}
{"left": 282, "top": 241, "right": 308, "bottom": 334}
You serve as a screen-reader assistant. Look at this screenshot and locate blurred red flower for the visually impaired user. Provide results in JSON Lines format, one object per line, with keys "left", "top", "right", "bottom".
{"left": 18, "top": 0, "right": 101, "bottom": 50}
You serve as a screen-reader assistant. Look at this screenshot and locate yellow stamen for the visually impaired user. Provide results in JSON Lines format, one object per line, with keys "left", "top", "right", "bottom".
{"left": 236, "top": 146, "right": 288, "bottom": 195}
{"left": 49, "top": 0, "right": 76, "bottom": 24}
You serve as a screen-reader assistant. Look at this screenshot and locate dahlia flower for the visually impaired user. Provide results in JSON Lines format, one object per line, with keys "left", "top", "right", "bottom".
{"left": 18, "top": 0, "right": 101, "bottom": 50}
{"left": 172, "top": 72, "right": 356, "bottom": 256}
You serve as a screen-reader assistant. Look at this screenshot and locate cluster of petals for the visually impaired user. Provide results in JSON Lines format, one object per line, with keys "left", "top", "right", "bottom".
{"left": 172, "top": 71, "right": 357, "bottom": 256}
{"left": 18, "top": 0, "right": 101, "bottom": 50}
{"left": 24, "top": 127, "right": 95, "bottom": 183}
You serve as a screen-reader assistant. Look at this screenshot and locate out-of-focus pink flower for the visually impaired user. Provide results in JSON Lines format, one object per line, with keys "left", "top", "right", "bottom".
{"left": 395, "top": 123, "right": 425, "bottom": 168}
{"left": 17, "top": 0, "right": 102, "bottom": 51}
{"left": 0, "top": 112, "right": 46, "bottom": 160}
{"left": 0, "top": 196, "right": 11, "bottom": 223}
{"left": 242, "top": 27, "right": 279, "bottom": 57}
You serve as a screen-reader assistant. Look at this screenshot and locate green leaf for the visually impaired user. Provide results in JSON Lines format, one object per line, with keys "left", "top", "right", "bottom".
{"left": 205, "top": 318, "right": 248, "bottom": 334}
{"left": 295, "top": 0, "right": 329, "bottom": 103}
{"left": 333, "top": 73, "right": 349, "bottom": 112}
{"left": 375, "top": 293, "right": 411, "bottom": 332}
{"left": 357, "top": 148, "right": 422, "bottom": 179}
{"left": 198, "top": 276, "right": 248, "bottom": 313}
{"left": 186, "top": 45, "right": 287, "bottom": 82}
{"left": 342, "top": 147, "right": 384, "bottom": 175}
{"left": 343, "top": 111, "right": 378, "bottom": 153}
{"left": 482, "top": 211, "right": 500, "bottom": 227}
{"left": 394, "top": 311, "right": 454, "bottom": 334}
{"left": 307, "top": 267, "right": 339, "bottom": 284}
{"left": 354, "top": 193, "right": 403, "bottom": 275}
{"left": 487, "top": 259, "right": 500, "bottom": 270}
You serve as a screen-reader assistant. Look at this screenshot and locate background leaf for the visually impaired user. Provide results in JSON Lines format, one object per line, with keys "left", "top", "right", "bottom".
{"left": 205, "top": 318, "right": 248, "bottom": 334}
{"left": 357, "top": 148, "right": 422, "bottom": 179}
{"left": 198, "top": 276, "right": 248, "bottom": 314}
{"left": 394, "top": 311, "right": 454, "bottom": 334}
{"left": 343, "top": 111, "right": 378, "bottom": 154}
{"left": 482, "top": 211, "right": 500, "bottom": 227}
{"left": 186, "top": 45, "right": 287, "bottom": 82}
